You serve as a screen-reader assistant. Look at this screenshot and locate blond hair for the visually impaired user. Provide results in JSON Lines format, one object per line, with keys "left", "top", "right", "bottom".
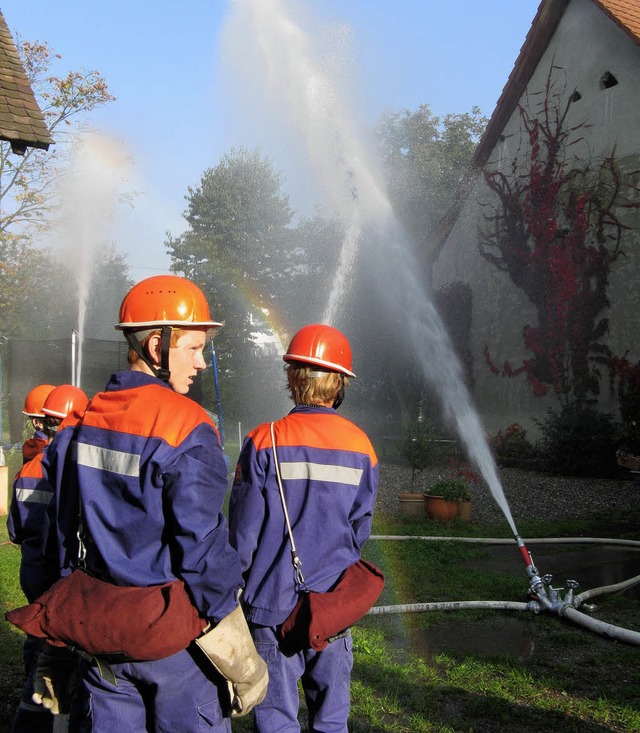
{"left": 286, "top": 363, "right": 349, "bottom": 405}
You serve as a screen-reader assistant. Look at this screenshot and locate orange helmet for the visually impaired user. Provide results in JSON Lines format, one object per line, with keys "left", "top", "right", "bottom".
{"left": 42, "top": 385, "right": 89, "bottom": 419}
{"left": 23, "top": 384, "right": 56, "bottom": 417}
{"left": 283, "top": 324, "right": 355, "bottom": 377}
{"left": 115, "top": 275, "right": 222, "bottom": 331}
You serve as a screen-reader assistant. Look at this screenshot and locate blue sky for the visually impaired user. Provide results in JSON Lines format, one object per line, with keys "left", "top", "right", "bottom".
{"left": 4, "top": 1, "right": 540, "bottom": 279}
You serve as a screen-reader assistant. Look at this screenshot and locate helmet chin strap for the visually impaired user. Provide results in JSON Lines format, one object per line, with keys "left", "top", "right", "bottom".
{"left": 125, "top": 326, "right": 172, "bottom": 383}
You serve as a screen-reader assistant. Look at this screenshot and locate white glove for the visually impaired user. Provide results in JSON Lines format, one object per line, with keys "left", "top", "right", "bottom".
{"left": 32, "top": 642, "right": 77, "bottom": 715}
{"left": 196, "top": 605, "right": 268, "bottom": 717}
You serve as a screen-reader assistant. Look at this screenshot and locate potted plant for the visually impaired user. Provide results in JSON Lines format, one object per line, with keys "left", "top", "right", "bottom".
{"left": 424, "top": 478, "right": 472, "bottom": 521}
{"left": 397, "top": 420, "right": 436, "bottom": 516}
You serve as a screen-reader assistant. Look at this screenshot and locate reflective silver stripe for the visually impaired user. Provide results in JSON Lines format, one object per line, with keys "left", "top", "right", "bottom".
{"left": 280, "top": 461, "right": 362, "bottom": 485}
{"left": 15, "top": 488, "right": 53, "bottom": 505}
{"left": 76, "top": 442, "right": 140, "bottom": 477}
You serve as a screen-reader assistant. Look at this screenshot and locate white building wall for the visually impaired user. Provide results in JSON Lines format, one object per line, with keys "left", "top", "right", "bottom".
{"left": 433, "top": 0, "right": 640, "bottom": 438}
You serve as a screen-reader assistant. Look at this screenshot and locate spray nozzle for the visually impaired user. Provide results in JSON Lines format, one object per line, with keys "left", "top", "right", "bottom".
{"left": 515, "top": 535, "right": 538, "bottom": 578}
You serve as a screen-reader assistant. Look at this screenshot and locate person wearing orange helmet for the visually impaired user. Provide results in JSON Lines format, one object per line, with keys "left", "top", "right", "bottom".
{"left": 20, "top": 384, "right": 55, "bottom": 464}
{"left": 7, "top": 384, "right": 89, "bottom": 733}
{"left": 229, "top": 323, "right": 379, "bottom": 732}
{"left": 36, "top": 275, "right": 266, "bottom": 732}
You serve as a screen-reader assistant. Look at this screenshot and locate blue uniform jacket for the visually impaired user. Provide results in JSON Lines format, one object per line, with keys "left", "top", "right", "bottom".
{"left": 7, "top": 451, "right": 54, "bottom": 602}
{"left": 229, "top": 404, "right": 379, "bottom": 627}
{"left": 21, "top": 429, "right": 48, "bottom": 464}
{"left": 42, "top": 371, "right": 242, "bottom": 623}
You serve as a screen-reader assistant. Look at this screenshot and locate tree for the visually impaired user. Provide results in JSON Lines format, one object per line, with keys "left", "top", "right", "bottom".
{"left": 367, "top": 105, "right": 486, "bottom": 428}
{"left": 166, "top": 148, "right": 297, "bottom": 426}
{"left": 377, "top": 104, "right": 487, "bottom": 253}
{"left": 167, "top": 147, "right": 294, "bottom": 305}
{"left": 0, "top": 38, "right": 115, "bottom": 340}
{"left": 7, "top": 243, "right": 131, "bottom": 341}
{"left": 285, "top": 211, "right": 345, "bottom": 325}
{"left": 0, "top": 39, "right": 115, "bottom": 234}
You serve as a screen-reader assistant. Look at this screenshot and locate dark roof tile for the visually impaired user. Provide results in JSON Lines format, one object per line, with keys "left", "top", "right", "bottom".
{"left": 0, "top": 9, "right": 53, "bottom": 152}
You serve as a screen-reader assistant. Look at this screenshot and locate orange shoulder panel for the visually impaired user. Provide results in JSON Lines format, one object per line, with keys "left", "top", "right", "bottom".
{"left": 82, "top": 384, "right": 216, "bottom": 448}
{"left": 247, "top": 422, "right": 272, "bottom": 452}
{"left": 15, "top": 452, "right": 45, "bottom": 480}
{"left": 254, "top": 412, "right": 377, "bottom": 464}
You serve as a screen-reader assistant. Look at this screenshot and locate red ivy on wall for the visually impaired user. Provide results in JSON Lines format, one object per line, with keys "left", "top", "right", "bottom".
{"left": 478, "top": 68, "right": 640, "bottom": 403}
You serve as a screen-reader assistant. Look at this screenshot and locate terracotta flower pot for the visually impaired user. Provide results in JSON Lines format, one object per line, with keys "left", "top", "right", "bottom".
{"left": 423, "top": 495, "right": 459, "bottom": 521}
{"left": 457, "top": 499, "right": 472, "bottom": 521}
{"left": 398, "top": 492, "right": 425, "bottom": 517}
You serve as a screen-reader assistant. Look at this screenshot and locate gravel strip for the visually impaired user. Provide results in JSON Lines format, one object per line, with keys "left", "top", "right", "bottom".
{"left": 377, "top": 462, "right": 639, "bottom": 524}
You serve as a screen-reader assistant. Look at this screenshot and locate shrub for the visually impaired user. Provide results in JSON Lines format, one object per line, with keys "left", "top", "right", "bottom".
{"left": 490, "top": 423, "right": 538, "bottom": 469}
{"left": 425, "top": 478, "right": 471, "bottom": 502}
{"left": 534, "top": 402, "right": 618, "bottom": 477}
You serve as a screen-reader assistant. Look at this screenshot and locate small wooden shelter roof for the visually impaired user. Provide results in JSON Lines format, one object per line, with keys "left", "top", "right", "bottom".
{"left": 0, "top": 9, "right": 53, "bottom": 155}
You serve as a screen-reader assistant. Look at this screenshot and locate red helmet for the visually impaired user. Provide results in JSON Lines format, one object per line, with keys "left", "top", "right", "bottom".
{"left": 116, "top": 275, "right": 222, "bottom": 331}
{"left": 23, "top": 384, "right": 56, "bottom": 417}
{"left": 283, "top": 324, "right": 355, "bottom": 377}
{"left": 42, "top": 385, "right": 89, "bottom": 419}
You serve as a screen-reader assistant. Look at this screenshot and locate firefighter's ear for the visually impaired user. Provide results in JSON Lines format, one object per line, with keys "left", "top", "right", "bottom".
{"left": 145, "top": 333, "right": 162, "bottom": 366}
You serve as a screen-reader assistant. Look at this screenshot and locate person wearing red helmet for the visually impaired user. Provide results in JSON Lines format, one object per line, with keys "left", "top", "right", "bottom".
{"left": 9, "top": 384, "right": 89, "bottom": 601}
{"left": 20, "top": 384, "right": 55, "bottom": 464}
{"left": 36, "top": 275, "right": 266, "bottom": 732}
{"left": 7, "top": 384, "right": 88, "bottom": 733}
{"left": 229, "top": 323, "right": 379, "bottom": 732}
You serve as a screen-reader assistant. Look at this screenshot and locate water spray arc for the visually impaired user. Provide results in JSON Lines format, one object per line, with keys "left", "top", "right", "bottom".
{"left": 228, "top": 0, "right": 534, "bottom": 560}
{"left": 53, "top": 135, "right": 131, "bottom": 388}
{"left": 227, "top": 1, "right": 639, "bottom": 645}
{"left": 225, "top": 0, "right": 514, "bottom": 523}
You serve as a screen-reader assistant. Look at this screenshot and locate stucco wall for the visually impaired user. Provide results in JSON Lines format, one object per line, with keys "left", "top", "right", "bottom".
{"left": 433, "top": 0, "right": 640, "bottom": 439}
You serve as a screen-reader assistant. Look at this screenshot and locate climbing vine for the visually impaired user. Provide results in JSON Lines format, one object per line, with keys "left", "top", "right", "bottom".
{"left": 479, "top": 67, "right": 640, "bottom": 404}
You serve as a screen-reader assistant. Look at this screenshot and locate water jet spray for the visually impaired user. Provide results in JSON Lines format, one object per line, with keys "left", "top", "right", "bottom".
{"left": 225, "top": 1, "right": 640, "bottom": 646}
{"left": 51, "top": 135, "right": 131, "bottom": 387}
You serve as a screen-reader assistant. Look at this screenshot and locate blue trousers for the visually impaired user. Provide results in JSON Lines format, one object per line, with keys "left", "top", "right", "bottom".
{"left": 251, "top": 625, "right": 353, "bottom": 733}
{"left": 83, "top": 646, "right": 231, "bottom": 732}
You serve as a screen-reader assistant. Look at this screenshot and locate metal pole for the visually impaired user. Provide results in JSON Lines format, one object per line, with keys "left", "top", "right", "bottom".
{"left": 209, "top": 339, "right": 225, "bottom": 448}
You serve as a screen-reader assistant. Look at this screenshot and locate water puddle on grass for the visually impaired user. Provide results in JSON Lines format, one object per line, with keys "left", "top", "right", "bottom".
{"left": 473, "top": 544, "right": 640, "bottom": 601}
{"left": 391, "top": 544, "right": 640, "bottom": 663}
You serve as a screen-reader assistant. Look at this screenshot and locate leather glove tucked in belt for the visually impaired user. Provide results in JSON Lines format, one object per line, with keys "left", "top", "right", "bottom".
{"left": 31, "top": 642, "right": 78, "bottom": 715}
{"left": 196, "top": 605, "right": 268, "bottom": 718}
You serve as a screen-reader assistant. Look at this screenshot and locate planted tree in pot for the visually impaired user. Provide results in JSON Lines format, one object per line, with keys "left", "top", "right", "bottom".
{"left": 424, "top": 477, "right": 472, "bottom": 521}
{"left": 397, "top": 420, "right": 437, "bottom": 516}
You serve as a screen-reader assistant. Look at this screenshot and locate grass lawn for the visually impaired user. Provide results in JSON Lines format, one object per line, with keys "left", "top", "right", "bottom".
{"left": 1, "top": 455, "right": 639, "bottom": 731}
